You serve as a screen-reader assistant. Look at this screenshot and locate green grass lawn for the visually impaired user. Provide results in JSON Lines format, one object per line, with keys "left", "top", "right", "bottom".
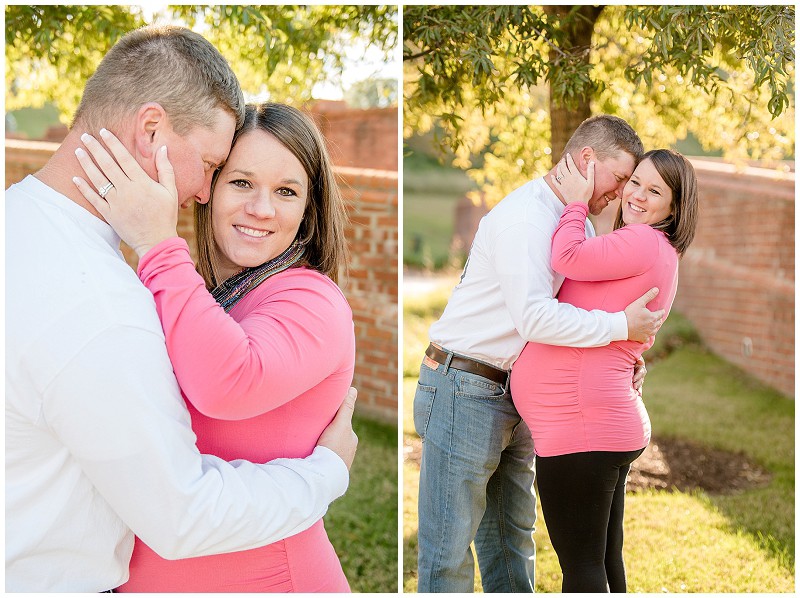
{"left": 403, "top": 153, "right": 476, "bottom": 270}
{"left": 402, "top": 293, "right": 795, "bottom": 592}
{"left": 327, "top": 414, "right": 398, "bottom": 592}
{"left": 403, "top": 284, "right": 454, "bottom": 378}
{"left": 7, "top": 103, "right": 62, "bottom": 139}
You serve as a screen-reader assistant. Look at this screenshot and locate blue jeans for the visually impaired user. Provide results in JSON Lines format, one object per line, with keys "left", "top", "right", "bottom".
{"left": 414, "top": 357, "right": 536, "bottom": 593}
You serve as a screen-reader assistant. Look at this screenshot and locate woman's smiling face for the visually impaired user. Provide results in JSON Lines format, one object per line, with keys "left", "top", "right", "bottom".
{"left": 621, "top": 158, "right": 673, "bottom": 226}
{"left": 211, "top": 130, "right": 308, "bottom": 280}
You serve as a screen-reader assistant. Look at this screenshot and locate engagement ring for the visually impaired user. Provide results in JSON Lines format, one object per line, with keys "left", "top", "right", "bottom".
{"left": 98, "top": 182, "right": 114, "bottom": 199}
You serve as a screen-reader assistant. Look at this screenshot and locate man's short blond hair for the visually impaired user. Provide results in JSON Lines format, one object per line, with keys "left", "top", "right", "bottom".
{"left": 562, "top": 114, "right": 644, "bottom": 163}
{"left": 72, "top": 25, "right": 244, "bottom": 134}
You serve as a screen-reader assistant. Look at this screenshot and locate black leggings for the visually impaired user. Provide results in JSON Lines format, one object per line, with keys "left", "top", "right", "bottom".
{"left": 536, "top": 448, "right": 645, "bottom": 593}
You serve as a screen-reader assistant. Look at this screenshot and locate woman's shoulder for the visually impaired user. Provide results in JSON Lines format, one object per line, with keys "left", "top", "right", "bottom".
{"left": 614, "top": 222, "right": 666, "bottom": 245}
{"left": 251, "top": 267, "right": 350, "bottom": 310}
{"left": 635, "top": 225, "right": 678, "bottom": 253}
{"left": 622, "top": 225, "right": 679, "bottom": 270}
{"left": 618, "top": 222, "right": 659, "bottom": 235}
{"left": 602, "top": 224, "right": 677, "bottom": 269}
{"left": 277, "top": 266, "right": 344, "bottom": 291}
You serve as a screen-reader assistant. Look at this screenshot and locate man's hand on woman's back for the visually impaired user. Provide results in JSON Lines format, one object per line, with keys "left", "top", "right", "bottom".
{"left": 624, "top": 287, "right": 664, "bottom": 343}
{"left": 317, "top": 387, "right": 359, "bottom": 470}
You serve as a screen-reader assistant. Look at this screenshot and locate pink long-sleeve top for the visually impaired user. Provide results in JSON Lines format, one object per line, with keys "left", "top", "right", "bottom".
{"left": 116, "top": 237, "right": 354, "bottom": 592}
{"left": 510, "top": 202, "right": 679, "bottom": 458}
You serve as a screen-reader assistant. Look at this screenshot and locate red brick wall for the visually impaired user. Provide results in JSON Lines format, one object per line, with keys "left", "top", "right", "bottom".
{"left": 669, "top": 160, "right": 794, "bottom": 398}
{"left": 308, "top": 101, "right": 398, "bottom": 172}
{"left": 337, "top": 167, "right": 399, "bottom": 420}
{"left": 5, "top": 139, "right": 399, "bottom": 420}
{"left": 5, "top": 139, "right": 61, "bottom": 188}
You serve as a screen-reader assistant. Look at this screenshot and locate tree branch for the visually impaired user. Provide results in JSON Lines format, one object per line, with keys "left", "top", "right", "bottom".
{"left": 403, "top": 46, "right": 440, "bottom": 62}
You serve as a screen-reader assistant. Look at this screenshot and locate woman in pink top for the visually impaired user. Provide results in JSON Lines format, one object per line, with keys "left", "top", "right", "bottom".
{"left": 511, "top": 149, "right": 699, "bottom": 592}
{"left": 73, "top": 103, "right": 353, "bottom": 592}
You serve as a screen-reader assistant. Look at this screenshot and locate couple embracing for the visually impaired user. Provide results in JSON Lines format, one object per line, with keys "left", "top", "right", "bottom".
{"left": 7, "top": 25, "right": 358, "bottom": 592}
{"left": 415, "top": 115, "right": 699, "bottom": 592}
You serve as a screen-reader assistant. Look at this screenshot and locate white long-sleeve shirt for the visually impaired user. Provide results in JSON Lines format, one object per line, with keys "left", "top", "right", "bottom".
{"left": 429, "top": 177, "right": 628, "bottom": 371}
{"left": 5, "top": 176, "right": 349, "bottom": 591}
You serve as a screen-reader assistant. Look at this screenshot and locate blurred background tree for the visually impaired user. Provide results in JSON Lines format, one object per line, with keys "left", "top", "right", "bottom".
{"left": 404, "top": 4, "right": 795, "bottom": 205}
{"left": 344, "top": 76, "right": 399, "bottom": 109}
{"left": 6, "top": 4, "right": 398, "bottom": 126}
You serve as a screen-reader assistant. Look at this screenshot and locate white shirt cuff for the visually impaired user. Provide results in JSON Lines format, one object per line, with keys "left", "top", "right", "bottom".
{"left": 310, "top": 445, "right": 350, "bottom": 499}
{"left": 610, "top": 311, "right": 629, "bottom": 342}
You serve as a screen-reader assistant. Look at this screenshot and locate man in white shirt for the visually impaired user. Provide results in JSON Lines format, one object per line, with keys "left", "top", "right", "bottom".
{"left": 414, "top": 115, "right": 663, "bottom": 592}
{"left": 6, "top": 25, "right": 358, "bottom": 592}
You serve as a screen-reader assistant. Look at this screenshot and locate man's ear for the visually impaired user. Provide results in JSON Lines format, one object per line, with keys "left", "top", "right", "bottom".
{"left": 132, "top": 102, "right": 169, "bottom": 160}
{"left": 578, "top": 146, "right": 595, "bottom": 165}
{"left": 576, "top": 146, "right": 595, "bottom": 174}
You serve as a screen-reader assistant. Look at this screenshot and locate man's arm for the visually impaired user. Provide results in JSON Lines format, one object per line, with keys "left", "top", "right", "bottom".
{"left": 44, "top": 326, "right": 352, "bottom": 560}
{"left": 495, "top": 219, "right": 627, "bottom": 347}
{"left": 494, "top": 219, "right": 660, "bottom": 346}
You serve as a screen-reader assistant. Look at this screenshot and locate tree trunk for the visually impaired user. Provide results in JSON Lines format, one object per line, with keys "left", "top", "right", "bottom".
{"left": 545, "top": 5, "right": 603, "bottom": 166}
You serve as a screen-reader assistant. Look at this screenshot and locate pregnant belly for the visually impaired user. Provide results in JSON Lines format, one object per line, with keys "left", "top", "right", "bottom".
{"left": 511, "top": 343, "right": 650, "bottom": 456}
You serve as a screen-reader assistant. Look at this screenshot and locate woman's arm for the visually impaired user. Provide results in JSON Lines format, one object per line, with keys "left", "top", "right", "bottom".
{"left": 71, "top": 129, "right": 355, "bottom": 421}
{"left": 551, "top": 203, "right": 660, "bottom": 281}
{"left": 138, "top": 238, "right": 354, "bottom": 420}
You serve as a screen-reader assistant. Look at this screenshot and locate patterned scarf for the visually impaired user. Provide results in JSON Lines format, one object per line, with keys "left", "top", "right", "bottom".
{"left": 211, "top": 242, "right": 306, "bottom": 313}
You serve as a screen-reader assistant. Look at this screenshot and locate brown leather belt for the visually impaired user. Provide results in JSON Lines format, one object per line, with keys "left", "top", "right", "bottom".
{"left": 425, "top": 343, "right": 509, "bottom": 386}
